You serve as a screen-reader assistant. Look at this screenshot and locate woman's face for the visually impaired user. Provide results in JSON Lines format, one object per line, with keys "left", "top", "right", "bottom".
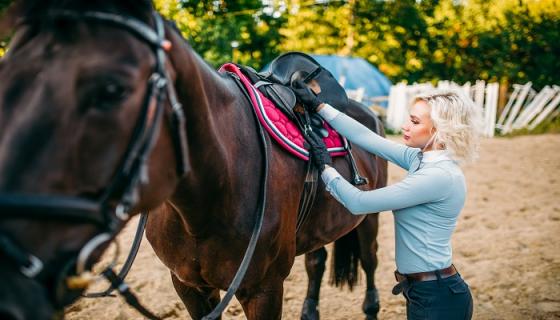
{"left": 401, "top": 100, "right": 436, "bottom": 149}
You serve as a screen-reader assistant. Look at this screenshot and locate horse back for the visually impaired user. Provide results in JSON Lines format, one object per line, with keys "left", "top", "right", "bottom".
{"left": 344, "top": 99, "right": 385, "bottom": 138}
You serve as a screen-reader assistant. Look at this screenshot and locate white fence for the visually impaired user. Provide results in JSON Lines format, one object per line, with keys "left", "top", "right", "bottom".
{"left": 385, "top": 81, "right": 560, "bottom": 137}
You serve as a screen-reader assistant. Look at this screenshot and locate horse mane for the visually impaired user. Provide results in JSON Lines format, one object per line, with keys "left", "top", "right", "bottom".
{"left": 1, "top": 0, "right": 154, "bottom": 35}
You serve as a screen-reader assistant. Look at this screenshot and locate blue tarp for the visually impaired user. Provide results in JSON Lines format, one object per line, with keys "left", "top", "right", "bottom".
{"left": 310, "top": 55, "right": 391, "bottom": 108}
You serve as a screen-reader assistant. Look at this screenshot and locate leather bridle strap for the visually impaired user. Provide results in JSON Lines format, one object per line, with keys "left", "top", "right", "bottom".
{"left": 0, "top": 11, "right": 189, "bottom": 320}
{"left": 84, "top": 212, "right": 148, "bottom": 298}
{"left": 0, "top": 233, "right": 43, "bottom": 278}
{"left": 0, "top": 194, "right": 104, "bottom": 226}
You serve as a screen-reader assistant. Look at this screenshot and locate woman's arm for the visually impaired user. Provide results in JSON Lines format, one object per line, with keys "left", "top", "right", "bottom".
{"left": 318, "top": 104, "right": 420, "bottom": 171}
{"left": 321, "top": 166, "right": 452, "bottom": 215}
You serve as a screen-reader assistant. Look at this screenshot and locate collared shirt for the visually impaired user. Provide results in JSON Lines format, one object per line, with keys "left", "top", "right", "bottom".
{"left": 318, "top": 104, "right": 466, "bottom": 274}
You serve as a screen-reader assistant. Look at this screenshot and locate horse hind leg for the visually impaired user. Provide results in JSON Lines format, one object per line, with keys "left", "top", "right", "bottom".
{"left": 301, "top": 247, "right": 327, "bottom": 320}
{"left": 170, "top": 272, "right": 220, "bottom": 319}
{"left": 356, "top": 214, "right": 381, "bottom": 320}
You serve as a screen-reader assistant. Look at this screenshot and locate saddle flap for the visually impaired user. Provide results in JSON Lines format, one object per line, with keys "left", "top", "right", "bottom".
{"left": 258, "top": 83, "right": 297, "bottom": 120}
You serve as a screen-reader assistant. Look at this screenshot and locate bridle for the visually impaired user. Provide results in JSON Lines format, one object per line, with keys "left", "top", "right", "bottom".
{"left": 0, "top": 10, "right": 189, "bottom": 318}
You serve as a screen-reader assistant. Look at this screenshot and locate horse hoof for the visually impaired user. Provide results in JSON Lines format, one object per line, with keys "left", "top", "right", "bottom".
{"left": 301, "top": 298, "right": 319, "bottom": 320}
{"left": 362, "top": 288, "right": 380, "bottom": 317}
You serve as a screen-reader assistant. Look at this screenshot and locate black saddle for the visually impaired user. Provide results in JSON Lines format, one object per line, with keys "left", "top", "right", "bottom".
{"left": 229, "top": 53, "right": 368, "bottom": 233}
{"left": 264, "top": 52, "right": 349, "bottom": 111}
{"left": 237, "top": 52, "right": 349, "bottom": 134}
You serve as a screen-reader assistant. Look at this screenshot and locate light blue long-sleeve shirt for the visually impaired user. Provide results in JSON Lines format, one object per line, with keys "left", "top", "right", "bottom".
{"left": 318, "top": 104, "right": 466, "bottom": 274}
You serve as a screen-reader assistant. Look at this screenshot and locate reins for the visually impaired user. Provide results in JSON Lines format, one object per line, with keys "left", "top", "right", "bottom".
{"left": 0, "top": 8, "right": 270, "bottom": 319}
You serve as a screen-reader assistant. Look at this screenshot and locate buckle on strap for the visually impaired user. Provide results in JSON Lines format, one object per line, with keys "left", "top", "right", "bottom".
{"left": 20, "top": 254, "right": 44, "bottom": 278}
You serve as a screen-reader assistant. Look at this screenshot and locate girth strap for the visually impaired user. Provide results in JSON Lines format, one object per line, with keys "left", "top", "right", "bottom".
{"left": 296, "top": 160, "right": 319, "bottom": 233}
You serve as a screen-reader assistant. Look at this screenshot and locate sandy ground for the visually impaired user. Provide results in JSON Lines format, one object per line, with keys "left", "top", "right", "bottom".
{"left": 66, "top": 134, "right": 560, "bottom": 320}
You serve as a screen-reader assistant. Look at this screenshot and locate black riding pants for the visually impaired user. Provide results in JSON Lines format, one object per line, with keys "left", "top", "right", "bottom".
{"left": 403, "top": 273, "right": 473, "bottom": 320}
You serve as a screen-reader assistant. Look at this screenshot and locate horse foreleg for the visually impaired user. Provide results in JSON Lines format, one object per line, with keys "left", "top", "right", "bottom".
{"left": 237, "top": 281, "right": 284, "bottom": 320}
{"left": 301, "top": 247, "right": 327, "bottom": 320}
{"left": 170, "top": 272, "right": 221, "bottom": 320}
{"left": 356, "top": 214, "right": 381, "bottom": 320}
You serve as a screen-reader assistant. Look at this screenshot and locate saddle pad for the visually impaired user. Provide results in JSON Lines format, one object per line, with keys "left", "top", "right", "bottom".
{"left": 219, "top": 63, "right": 347, "bottom": 161}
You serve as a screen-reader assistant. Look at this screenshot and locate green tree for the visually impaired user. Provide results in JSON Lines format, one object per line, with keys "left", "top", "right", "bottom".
{"left": 353, "top": 0, "right": 430, "bottom": 82}
{"left": 156, "top": 0, "right": 285, "bottom": 69}
{"left": 279, "top": 0, "right": 354, "bottom": 55}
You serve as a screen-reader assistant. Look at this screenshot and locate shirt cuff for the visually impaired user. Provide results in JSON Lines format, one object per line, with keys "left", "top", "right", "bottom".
{"left": 317, "top": 104, "right": 341, "bottom": 122}
{"left": 321, "top": 166, "right": 343, "bottom": 186}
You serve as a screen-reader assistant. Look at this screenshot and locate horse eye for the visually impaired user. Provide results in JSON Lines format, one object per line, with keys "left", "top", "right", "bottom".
{"left": 90, "top": 82, "right": 130, "bottom": 111}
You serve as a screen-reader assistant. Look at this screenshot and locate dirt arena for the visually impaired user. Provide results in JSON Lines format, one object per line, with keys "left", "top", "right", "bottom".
{"left": 66, "top": 134, "right": 560, "bottom": 320}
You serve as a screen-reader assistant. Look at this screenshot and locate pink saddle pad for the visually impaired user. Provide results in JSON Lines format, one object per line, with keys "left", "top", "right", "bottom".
{"left": 219, "top": 63, "right": 347, "bottom": 161}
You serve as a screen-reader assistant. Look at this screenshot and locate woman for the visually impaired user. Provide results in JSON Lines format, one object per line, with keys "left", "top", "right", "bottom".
{"left": 293, "top": 80, "right": 479, "bottom": 320}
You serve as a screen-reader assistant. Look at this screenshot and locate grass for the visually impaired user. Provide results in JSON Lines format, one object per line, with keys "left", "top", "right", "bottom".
{"left": 504, "top": 114, "right": 560, "bottom": 137}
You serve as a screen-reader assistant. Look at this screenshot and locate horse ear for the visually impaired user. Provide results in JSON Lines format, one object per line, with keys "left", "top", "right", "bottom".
{"left": 118, "top": 0, "right": 154, "bottom": 15}
{"left": 111, "top": 0, "right": 154, "bottom": 21}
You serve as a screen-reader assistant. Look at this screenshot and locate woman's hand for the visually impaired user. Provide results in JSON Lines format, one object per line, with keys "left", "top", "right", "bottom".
{"left": 291, "top": 80, "right": 323, "bottom": 113}
{"left": 304, "top": 130, "right": 332, "bottom": 171}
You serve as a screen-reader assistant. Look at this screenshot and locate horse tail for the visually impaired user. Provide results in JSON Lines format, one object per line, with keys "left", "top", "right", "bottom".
{"left": 330, "top": 228, "right": 360, "bottom": 290}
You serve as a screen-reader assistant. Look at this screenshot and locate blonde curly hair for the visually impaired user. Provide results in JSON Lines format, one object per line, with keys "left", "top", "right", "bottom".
{"left": 413, "top": 90, "right": 482, "bottom": 164}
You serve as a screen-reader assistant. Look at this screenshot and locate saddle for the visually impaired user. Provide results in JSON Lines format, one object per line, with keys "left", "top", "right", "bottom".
{"left": 265, "top": 52, "right": 349, "bottom": 111}
{"left": 224, "top": 52, "right": 368, "bottom": 233}
{"left": 238, "top": 52, "right": 349, "bottom": 124}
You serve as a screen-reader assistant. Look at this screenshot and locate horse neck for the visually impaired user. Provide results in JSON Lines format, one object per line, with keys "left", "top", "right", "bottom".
{"left": 165, "top": 28, "right": 251, "bottom": 233}
{"left": 171, "top": 45, "right": 233, "bottom": 163}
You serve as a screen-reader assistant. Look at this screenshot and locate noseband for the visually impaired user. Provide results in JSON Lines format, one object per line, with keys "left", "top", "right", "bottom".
{"left": 0, "top": 11, "right": 189, "bottom": 318}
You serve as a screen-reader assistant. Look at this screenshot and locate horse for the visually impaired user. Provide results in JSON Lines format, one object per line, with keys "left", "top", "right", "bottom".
{"left": 0, "top": 1, "right": 387, "bottom": 319}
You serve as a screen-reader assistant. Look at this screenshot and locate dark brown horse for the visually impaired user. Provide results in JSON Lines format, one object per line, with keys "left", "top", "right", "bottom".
{"left": 0, "top": 1, "right": 387, "bottom": 319}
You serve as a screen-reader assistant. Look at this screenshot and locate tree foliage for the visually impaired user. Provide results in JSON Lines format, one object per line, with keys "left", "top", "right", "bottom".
{"left": 279, "top": 0, "right": 354, "bottom": 55}
{"left": 155, "top": 0, "right": 285, "bottom": 69}
{"left": 278, "top": 0, "right": 559, "bottom": 88}
{"left": 0, "top": 0, "right": 558, "bottom": 88}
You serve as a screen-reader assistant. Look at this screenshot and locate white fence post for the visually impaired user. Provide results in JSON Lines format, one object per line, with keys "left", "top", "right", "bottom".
{"left": 483, "top": 83, "right": 499, "bottom": 137}
{"left": 473, "top": 80, "right": 486, "bottom": 111}
{"left": 387, "top": 82, "right": 408, "bottom": 132}
{"left": 501, "top": 82, "right": 532, "bottom": 134}
{"left": 496, "top": 84, "right": 521, "bottom": 128}
{"left": 528, "top": 86, "right": 560, "bottom": 130}
{"left": 512, "top": 86, "right": 558, "bottom": 130}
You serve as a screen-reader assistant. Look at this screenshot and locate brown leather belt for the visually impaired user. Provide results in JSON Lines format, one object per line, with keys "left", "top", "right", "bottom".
{"left": 395, "top": 265, "right": 457, "bottom": 283}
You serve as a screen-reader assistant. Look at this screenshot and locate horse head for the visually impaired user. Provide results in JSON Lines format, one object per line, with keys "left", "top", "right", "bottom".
{"left": 0, "top": 1, "right": 189, "bottom": 318}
